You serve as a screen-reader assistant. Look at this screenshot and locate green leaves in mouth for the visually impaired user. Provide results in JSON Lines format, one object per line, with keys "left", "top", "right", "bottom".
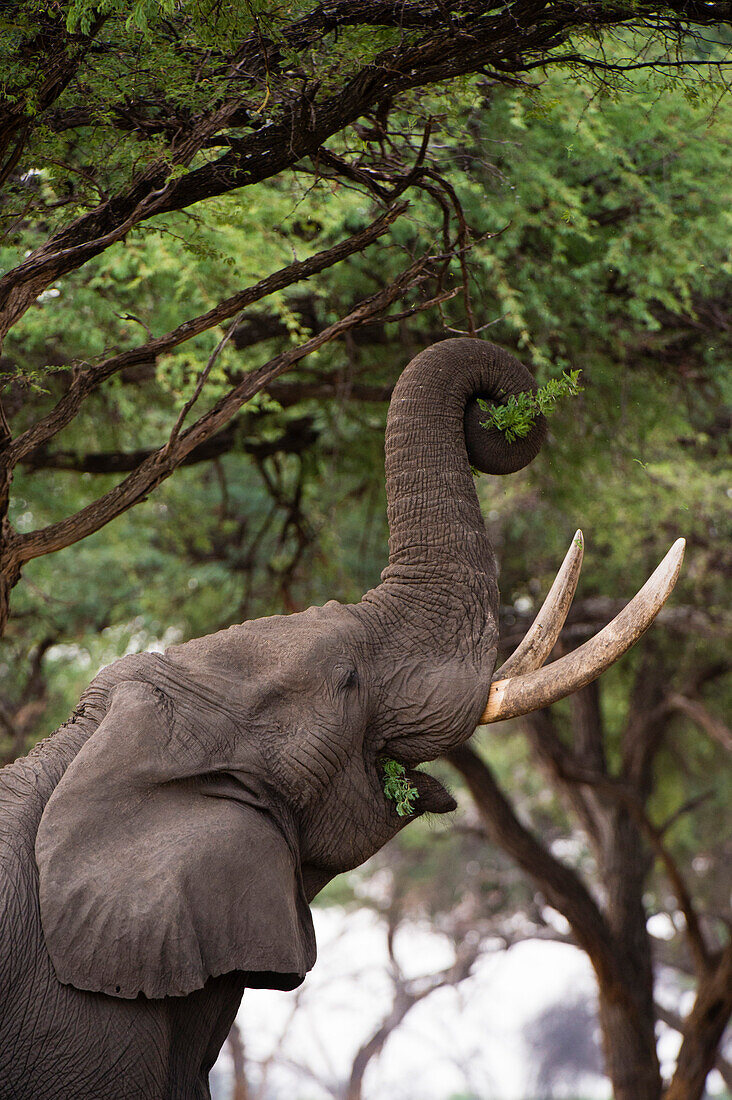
{"left": 381, "top": 759, "right": 419, "bottom": 817}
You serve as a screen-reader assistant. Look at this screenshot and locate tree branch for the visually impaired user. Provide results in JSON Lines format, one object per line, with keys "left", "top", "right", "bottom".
{"left": 656, "top": 1003, "right": 732, "bottom": 1090}
{"left": 444, "top": 743, "right": 626, "bottom": 995}
{"left": 521, "top": 707, "right": 605, "bottom": 851}
{"left": 19, "top": 414, "right": 321, "bottom": 475}
{"left": 498, "top": 598, "right": 731, "bottom": 649}
{"left": 2, "top": 1, "right": 723, "bottom": 334}
{"left": 7, "top": 252, "right": 435, "bottom": 568}
{"left": 665, "top": 693, "right": 732, "bottom": 753}
{"left": 0, "top": 14, "right": 108, "bottom": 173}
{"left": 539, "top": 759, "right": 715, "bottom": 978}
{"left": 346, "top": 921, "right": 480, "bottom": 1100}
{"left": 5, "top": 203, "right": 407, "bottom": 466}
{"left": 663, "top": 938, "right": 732, "bottom": 1100}
{"left": 629, "top": 806, "right": 713, "bottom": 977}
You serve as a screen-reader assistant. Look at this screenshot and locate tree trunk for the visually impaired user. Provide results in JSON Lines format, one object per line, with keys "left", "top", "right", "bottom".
{"left": 572, "top": 682, "right": 663, "bottom": 1100}
{"left": 227, "top": 1021, "right": 250, "bottom": 1100}
{"left": 0, "top": 538, "right": 20, "bottom": 639}
{"left": 597, "top": 987, "right": 662, "bottom": 1100}
{"left": 0, "top": 573, "right": 10, "bottom": 638}
{"left": 591, "top": 799, "right": 661, "bottom": 1099}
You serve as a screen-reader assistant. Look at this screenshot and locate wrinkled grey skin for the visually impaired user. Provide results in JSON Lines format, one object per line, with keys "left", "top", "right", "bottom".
{"left": 0, "top": 340, "right": 545, "bottom": 1098}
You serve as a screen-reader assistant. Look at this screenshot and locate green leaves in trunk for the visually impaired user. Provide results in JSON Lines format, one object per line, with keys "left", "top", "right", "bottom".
{"left": 478, "top": 370, "right": 583, "bottom": 442}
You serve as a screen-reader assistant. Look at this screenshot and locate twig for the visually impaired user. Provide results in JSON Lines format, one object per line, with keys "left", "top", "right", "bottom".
{"left": 164, "top": 307, "right": 247, "bottom": 452}
{"left": 659, "top": 790, "right": 716, "bottom": 836}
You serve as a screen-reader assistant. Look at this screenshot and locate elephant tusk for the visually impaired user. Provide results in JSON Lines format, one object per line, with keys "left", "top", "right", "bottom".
{"left": 494, "top": 530, "right": 584, "bottom": 680}
{"left": 480, "top": 538, "right": 685, "bottom": 725}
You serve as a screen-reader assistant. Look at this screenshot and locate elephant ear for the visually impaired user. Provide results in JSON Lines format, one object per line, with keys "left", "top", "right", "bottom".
{"left": 36, "top": 679, "right": 315, "bottom": 999}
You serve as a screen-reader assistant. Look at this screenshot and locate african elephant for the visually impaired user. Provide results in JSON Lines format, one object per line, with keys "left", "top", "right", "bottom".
{"left": 0, "top": 338, "right": 683, "bottom": 1098}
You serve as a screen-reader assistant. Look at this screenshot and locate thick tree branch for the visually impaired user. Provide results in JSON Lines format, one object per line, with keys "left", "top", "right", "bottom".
{"left": 630, "top": 807, "right": 713, "bottom": 978}
{"left": 518, "top": 706, "right": 715, "bottom": 983}
{"left": 656, "top": 1003, "right": 732, "bottom": 1090}
{"left": 498, "top": 599, "right": 731, "bottom": 649}
{"left": 622, "top": 650, "right": 672, "bottom": 796}
{"left": 665, "top": 693, "right": 732, "bottom": 753}
{"left": 2, "top": 2, "right": 726, "bottom": 335}
{"left": 0, "top": 14, "right": 108, "bottom": 173}
{"left": 19, "top": 414, "right": 321, "bottom": 475}
{"left": 16, "top": 372, "right": 397, "bottom": 474}
{"left": 522, "top": 707, "right": 605, "bottom": 850}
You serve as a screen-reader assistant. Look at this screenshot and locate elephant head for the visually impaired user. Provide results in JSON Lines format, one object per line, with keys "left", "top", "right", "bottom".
{"left": 34, "top": 338, "right": 683, "bottom": 1003}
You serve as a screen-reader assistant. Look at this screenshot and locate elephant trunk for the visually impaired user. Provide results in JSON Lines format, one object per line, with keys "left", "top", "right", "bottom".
{"left": 354, "top": 337, "right": 684, "bottom": 761}
{"left": 365, "top": 339, "right": 546, "bottom": 651}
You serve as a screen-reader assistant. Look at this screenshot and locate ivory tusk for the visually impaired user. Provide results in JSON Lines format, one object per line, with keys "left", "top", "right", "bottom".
{"left": 480, "top": 538, "right": 685, "bottom": 725}
{"left": 494, "top": 530, "right": 584, "bottom": 680}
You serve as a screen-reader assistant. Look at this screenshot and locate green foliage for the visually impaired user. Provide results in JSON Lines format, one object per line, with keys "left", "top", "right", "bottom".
{"left": 0, "top": 1, "right": 415, "bottom": 243}
{"left": 477, "top": 370, "right": 583, "bottom": 442}
{"left": 381, "top": 760, "right": 419, "bottom": 817}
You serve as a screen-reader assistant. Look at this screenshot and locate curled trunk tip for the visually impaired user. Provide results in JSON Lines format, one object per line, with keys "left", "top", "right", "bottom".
{"left": 382, "top": 338, "right": 548, "bottom": 572}
{"left": 459, "top": 339, "right": 547, "bottom": 475}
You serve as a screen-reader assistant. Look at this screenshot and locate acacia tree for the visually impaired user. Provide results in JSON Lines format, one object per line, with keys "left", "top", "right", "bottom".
{"left": 1, "top": 6, "right": 730, "bottom": 1099}
{"left": 2, "top": 0, "right": 732, "bottom": 632}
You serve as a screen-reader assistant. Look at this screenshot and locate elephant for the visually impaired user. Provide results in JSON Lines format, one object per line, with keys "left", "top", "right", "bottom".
{"left": 0, "top": 338, "right": 683, "bottom": 1098}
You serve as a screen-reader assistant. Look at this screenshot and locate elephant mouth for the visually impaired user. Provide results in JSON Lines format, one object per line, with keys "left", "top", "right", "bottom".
{"left": 410, "top": 768, "right": 458, "bottom": 815}
{"left": 379, "top": 758, "right": 457, "bottom": 818}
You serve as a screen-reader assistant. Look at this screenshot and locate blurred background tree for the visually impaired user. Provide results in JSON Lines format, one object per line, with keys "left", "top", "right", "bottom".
{"left": 1, "top": 4, "right": 730, "bottom": 1098}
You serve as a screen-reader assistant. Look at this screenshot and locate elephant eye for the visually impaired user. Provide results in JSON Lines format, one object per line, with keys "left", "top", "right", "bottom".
{"left": 334, "top": 664, "right": 358, "bottom": 691}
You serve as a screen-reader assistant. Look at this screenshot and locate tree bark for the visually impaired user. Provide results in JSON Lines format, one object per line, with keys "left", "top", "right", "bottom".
{"left": 598, "top": 990, "right": 662, "bottom": 1100}
{"left": 595, "top": 806, "right": 661, "bottom": 1100}
{"left": 0, "top": 540, "right": 20, "bottom": 639}
{"left": 227, "top": 1021, "right": 251, "bottom": 1100}
{"left": 582, "top": 677, "right": 661, "bottom": 1100}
